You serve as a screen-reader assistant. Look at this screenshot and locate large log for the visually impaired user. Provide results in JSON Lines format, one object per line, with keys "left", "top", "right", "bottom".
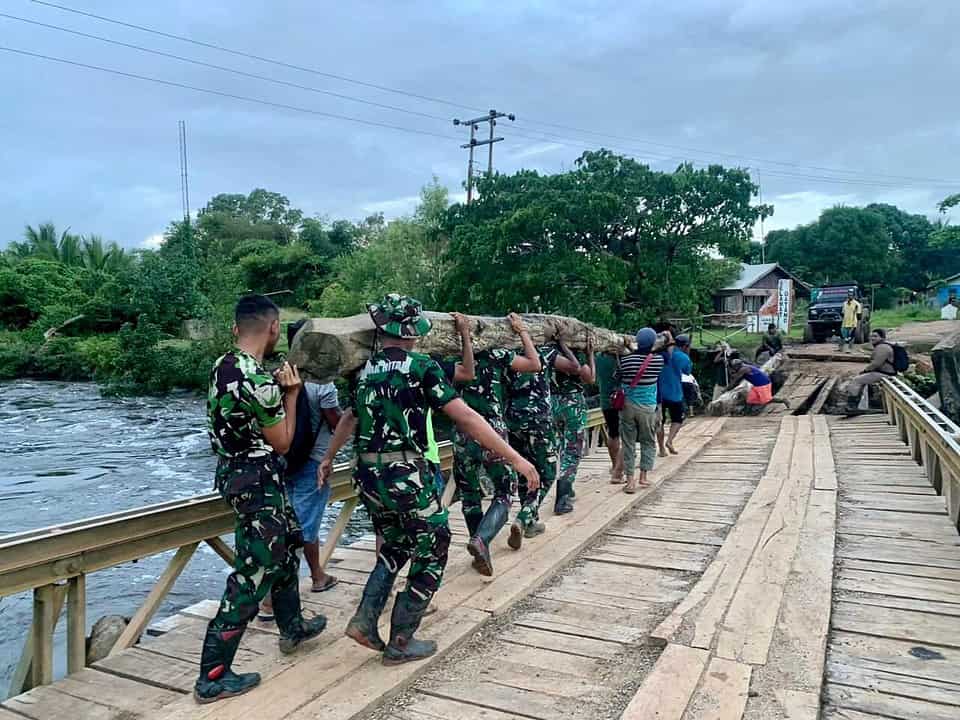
{"left": 707, "top": 353, "right": 786, "bottom": 416}
{"left": 288, "top": 312, "right": 634, "bottom": 383}
{"left": 932, "top": 330, "right": 960, "bottom": 424}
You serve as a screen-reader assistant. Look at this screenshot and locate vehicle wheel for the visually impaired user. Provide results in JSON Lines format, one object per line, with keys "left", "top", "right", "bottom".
{"left": 803, "top": 324, "right": 814, "bottom": 343}
{"left": 854, "top": 324, "right": 865, "bottom": 344}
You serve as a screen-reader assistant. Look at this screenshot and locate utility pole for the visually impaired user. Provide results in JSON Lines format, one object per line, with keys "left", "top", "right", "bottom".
{"left": 453, "top": 109, "right": 515, "bottom": 204}
{"left": 753, "top": 168, "right": 766, "bottom": 263}
{"left": 178, "top": 120, "right": 191, "bottom": 225}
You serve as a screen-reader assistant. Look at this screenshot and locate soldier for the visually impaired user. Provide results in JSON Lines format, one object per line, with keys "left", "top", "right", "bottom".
{"left": 196, "top": 295, "right": 326, "bottom": 704}
{"left": 550, "top": 338, "right": 595, "bottom": 514}
{"left": 319, "top": 295, "right": 539, "bottom": 665}
{"left": 505, "top": 342, "right": 581, "bottom": 548}
{"left": 453, "top": 312, "right": 542, "bottom": 576}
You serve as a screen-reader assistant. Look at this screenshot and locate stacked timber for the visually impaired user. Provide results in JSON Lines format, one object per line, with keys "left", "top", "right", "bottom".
{"left": 288, "top": 311, "right": 635, "bottom": 382}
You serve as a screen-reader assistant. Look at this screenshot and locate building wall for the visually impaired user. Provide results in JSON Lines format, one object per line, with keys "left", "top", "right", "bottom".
{"left": 937, "top": 285, "right": 960, "bottom": 307}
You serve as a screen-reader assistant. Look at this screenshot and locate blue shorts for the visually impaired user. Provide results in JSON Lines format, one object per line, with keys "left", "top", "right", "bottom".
{"left": 287, "top": 458, "right": 331, "bottom": 544}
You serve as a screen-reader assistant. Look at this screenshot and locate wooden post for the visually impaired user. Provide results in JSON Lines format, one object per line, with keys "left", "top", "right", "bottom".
{"left": 205, "top": 536, "right": 236, "bottom": 566}
{"left": 896, "top": 408, "right": 908, "bottom": 443}
{"left": 928, "top": 451, "right": 944, "bottom": 494}
{"left": 66, "top": 574, "right": 86, "bottom": 674}
{"left": 31, "top": 584, "right": 58, "bottom": 687}
{"left": 910, "top": 426, "right": 923, "bottom": 464}
{"left": 318, "top": 497, "right": 359, "bottom": 569}
{"left": 109, "top": 542, "right": 199, "bottom": 656}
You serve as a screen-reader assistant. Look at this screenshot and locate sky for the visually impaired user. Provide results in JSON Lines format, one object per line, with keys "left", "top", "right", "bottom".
{"left": 1, "top": 0, "right": 958, "bottom": 250}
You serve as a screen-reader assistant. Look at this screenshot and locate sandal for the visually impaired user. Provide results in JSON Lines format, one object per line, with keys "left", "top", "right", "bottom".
{"left": 257, "top": 612, "right": 275, "bottom": 623}
{"left": 311, "top": 575, "right": 340, "bottom": 593}
{"left": 666, "top": 443, "right": 678, "bottom": 455}
{"left": 609, "top": 476, "right": 626, "bottom": 484}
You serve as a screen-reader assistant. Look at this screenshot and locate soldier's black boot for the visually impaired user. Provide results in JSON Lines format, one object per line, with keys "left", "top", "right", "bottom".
{"left": 468, "top": 499, "right": 509, "bottom": 576}
{"left": 273, "top": 582, "right": 327, "bottom": 655}
{"left": 383, "top": 591, "right": 436, "bottom": 665}
{"left": 346, "top": 561, "right": 396, "bottom": 651}
{"left": 194, "top": 623, "right": 260, "bottom": 704}
{"left": 465, "top": 512, "right": 482, "bottom": 540}
{"left": 554, "top": 477, "right": 575, "bottom": 515}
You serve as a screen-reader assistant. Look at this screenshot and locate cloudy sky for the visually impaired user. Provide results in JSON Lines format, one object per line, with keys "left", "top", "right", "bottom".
{"left": 1, "top": 0, "right": 958, "bottom": 250}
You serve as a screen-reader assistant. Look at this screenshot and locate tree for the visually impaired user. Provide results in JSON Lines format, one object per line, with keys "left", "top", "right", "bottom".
{"left": 865, "top": 203, "right": 935, "bottom": 289}
{"left": 11, "top": 223, "right": 82, "bottom": 265}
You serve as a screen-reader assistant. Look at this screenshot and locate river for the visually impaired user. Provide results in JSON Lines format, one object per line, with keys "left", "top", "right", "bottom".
{"left": 0, "top": 380, "right": 371, "bottom": 694}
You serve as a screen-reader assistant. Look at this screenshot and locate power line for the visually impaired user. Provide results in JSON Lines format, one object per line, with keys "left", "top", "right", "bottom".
{"left": 30, "top": 0, "right": 483, "bottom": 114}
{"left": 0, "top": 12, "right": 450, "bottom": 124}
{"left": 0, "top": 46, "right": 460, "bottom": 142}
{"left": 30, "top": 0, "right": 960, "bottom": 187}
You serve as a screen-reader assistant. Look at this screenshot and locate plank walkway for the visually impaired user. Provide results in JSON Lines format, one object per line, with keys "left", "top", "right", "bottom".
{"left": 822, "top": 414, "right": 960, "bottom": 720}
{"left": 6, "top": 412, "right": 959, "bottom": 720}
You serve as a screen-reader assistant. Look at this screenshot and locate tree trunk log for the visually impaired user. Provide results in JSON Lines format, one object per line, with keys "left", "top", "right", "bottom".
{"left": 707, "top": 353, "right": 786, "bottom": 416}
{"left": 288, "top": 312, "right": 635, "bottom": 383}
{"left": 932, "top": 330, "right": 960, "bottom": 424}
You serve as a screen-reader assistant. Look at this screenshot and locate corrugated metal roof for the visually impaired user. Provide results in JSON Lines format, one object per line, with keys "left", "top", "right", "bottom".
{"left": 721, "top": 263, "right": 779, "bottom": 291}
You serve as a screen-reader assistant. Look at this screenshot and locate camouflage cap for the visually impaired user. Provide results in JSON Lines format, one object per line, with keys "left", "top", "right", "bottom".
{"left": 367, "top": 293, "right": 433, "bottom": 338}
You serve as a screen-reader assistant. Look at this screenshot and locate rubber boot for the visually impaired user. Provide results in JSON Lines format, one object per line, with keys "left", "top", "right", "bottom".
{"left": 508, "top": 519, "right": 524, "bottom": 550}
{"left": 273, "top": 581, "right": 327, "bottom": 655}
{"left": 382, "top": 591, "right": 436, "bottom": 666}
{"left": 345, "top": 561, "right": 397, "bottom": 651}
{"left": 524, "top": 520, "right": 547, "bottom": 539}
{"left": 476, "top": 500, "right": 509, "bottom": 546}
{"left": 464, "top": 512, "right": 481, "bottom": 540}
{"left": 194, "top": 623, "right": 260, "bottom": 704}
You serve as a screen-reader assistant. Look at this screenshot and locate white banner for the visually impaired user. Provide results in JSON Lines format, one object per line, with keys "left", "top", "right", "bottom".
{"left": 777, "top": 279, "right": 793, "bottom": 332}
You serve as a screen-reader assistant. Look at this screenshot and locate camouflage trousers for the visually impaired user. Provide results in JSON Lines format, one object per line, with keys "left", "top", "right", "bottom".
{"left": 553, "top": 392, "right": 587, "bottom": 503}
{"left": 354, "top": 459, "right": 451, "bottom": 602}
{"left": 509, "top": 425, "right": 558, "bottom": 527}
{"left": 210, "top": 456, "right": 304, "bottom": 633}
{"left": 453, "top": 422, "right": 518, "bottom": 537}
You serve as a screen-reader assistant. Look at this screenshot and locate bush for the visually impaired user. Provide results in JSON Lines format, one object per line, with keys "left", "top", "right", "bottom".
{"left": 0, "top": 332, "right": 33, "bottom": 379}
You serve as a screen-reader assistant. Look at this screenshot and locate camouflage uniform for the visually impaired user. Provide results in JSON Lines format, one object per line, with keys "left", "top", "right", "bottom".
{"left": 506, "top": 346, "right": 559, "bottom": 527}
{"left": 198, "top": 350, "right": 319, "bottom": 696}
{"left": 350, "top": 347, "right": 457, "bottom": 602}
{"left": 551, "top": 350, "right": 588, "bottom": 510}
{"left": 453, "top": 349, "right": 518, "bottom": 539}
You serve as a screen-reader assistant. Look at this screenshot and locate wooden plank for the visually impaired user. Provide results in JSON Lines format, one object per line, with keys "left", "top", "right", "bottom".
{"left": 585, "top": 550, "right": 708, "bottom": 573}
{"left": 605, "top": 526, "right": 725, "bottom": 547}
{"left": 811, "top": 377, "right": 837, "bottom": 415}
{"left": 318, "top": 496, "right": 359, "bottom": 569}
{"left": 3, "top": 685, "right": 115, "bottom": 720}
{"left": 535, "top": 586, "right": 659, "bottom": 614}
{"left": 841, "top": 592, "right": 960, "bottom": 617}
{"left": 716, "top": 416, "right": 815, "bottom": 664}
{"left": 391, "top": 694, "right": 529, "bottom": 720}
{"left": 419, "top": 682, "right": 565, "bottom": 720}
{"left": 653, "top": 418, "right": 795, "bottom": 647}
{"left": 814, "top": 415, "right": 838, "bottom": 490}
{"left": 824, "top": 683, "right": 959, "bottom": 720}
{"left": 828, "top": 630, "right": 960, "bottom": 686}
{"left": 832, "top": 601, "right": 960, "bottom": 649}
{"left": 48, "top": 667, "right": 180, "bottom": 714}
{"left": 836, "top": 536, "right": 960, "bottom": 570}
{"left": 638, "top": 505, "right": 737, "bottom": 525}
{"left": 841, "top": 493, "right": 947, "bottom": 514}
{"left": 489, "top": 641, "right": 601, "bottom": 677}
{"left": 31, "top": 583, "right": 62, "bottom": 687}
{"left": 684, "top": 656, "right": 751, "bottom": 720}
{"left": 502, "top": 625, "right": 625, "bottom": 660}
{"left": 110, "top": 542, "right": 199, "bottom": 656}
{"left": 94, "top": 647, "right": 195, "bottom": 693}
{"left": 67, "top": 574, "right": 86, "bottom": 674}
{"left": 827, "top": 661, "right": 960, "bottom": 708}
{"left": 620, "top": 644, "right": 709, "bottom": 720}
{"left": 205, "top": 536, "right": 235, "bottom": 566}
{"left": 836, "top": 569, "right": 960, "bottom": 604}
{"left": 514, "top": 611, "right": 646, "bottom": 644}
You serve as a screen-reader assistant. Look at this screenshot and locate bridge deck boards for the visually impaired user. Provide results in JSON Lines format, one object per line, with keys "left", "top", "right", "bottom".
{"left": 822, "top": 415, "right": 960, "bottom": 720}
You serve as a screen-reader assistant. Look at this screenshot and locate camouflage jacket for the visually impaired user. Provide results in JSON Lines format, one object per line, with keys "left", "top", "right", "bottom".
{"left": 208, "top": 350, "right": 285, "bottom": 460}
{"left": 350, "top": 347, "right": 458, "bottom": 456}
{"left": 505, "top": 346, "right": 558, "bottom": 432}
{"left": 456, "top": 348, "right": 516, "bottom": 423}
{"left": 552, "top": 349, "right": 587, "bottom": 397}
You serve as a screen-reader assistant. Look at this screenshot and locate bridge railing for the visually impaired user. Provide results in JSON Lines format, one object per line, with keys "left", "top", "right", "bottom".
{"left": 0, "top": 408, "right": 606, "bottom": 697}
{"left": 881, "top": 377, "right": 960, "bottom": 529}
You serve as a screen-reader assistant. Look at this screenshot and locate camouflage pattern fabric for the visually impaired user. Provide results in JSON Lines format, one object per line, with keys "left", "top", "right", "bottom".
{"left": 355, "top": 460, "right": 451, "bottom": 601}
{"left": 207, "top": 350, "right": 285, "bottom": 459}
{"left": 458, "top": 348, "right": 517, "bottom": 422}
{"left": 209, "top": 457, "right": 303, "bottom": 630}
{"left": 368, "top": 293, "right": 432, "bottom": 338}
{"left": 350, "top": 348, "right": 458, "bottom": 454}
{"left": 551, "top": 349, "right": 586, "bottom": 396}
{"left": 351, "top": 345, "right": 458, "bottom": 602}
{"left": 505, "top": 346, "right": 558, "bottom": 434}
{"left": 510, "top": 429, "right": 558, "bottom": 527}
{"left": 553, "top": 390, "right": 587, "bottom": 497}
{"left": 452, "top": 419, "right": 517, "bottom": 535}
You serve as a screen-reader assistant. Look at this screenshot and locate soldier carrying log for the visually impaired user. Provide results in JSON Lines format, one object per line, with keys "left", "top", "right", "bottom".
{"left": 451, "top": 312, "right": 542, "bottom": 576}
{"left": 318, "top": 294, "right": 539, "bottom": 665}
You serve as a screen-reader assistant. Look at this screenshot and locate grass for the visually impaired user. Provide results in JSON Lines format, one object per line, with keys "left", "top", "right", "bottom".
{"left": 871, "top": 305, "right": 940, "bottom": 329}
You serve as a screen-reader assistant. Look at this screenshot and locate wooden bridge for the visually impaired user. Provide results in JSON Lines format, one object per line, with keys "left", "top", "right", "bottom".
{"left": 2, "top": 378, "right": 959, "bottom": 720}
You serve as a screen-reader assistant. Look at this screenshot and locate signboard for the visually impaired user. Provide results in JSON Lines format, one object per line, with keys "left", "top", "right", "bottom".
{"left": 777, "top": 279, "right": 793, "bottom": 332}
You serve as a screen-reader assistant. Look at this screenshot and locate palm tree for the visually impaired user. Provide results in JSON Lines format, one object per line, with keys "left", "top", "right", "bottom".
{"left": 13, "top": 223, "right": 83, "bottom": 265}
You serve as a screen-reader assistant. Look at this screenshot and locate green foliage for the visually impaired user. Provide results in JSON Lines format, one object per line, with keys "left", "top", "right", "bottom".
{"left": 901, "top": 369, "right": 937, "bottom": 398}
{"left": 871, "top": 305, "right": 940, "bottom": 328}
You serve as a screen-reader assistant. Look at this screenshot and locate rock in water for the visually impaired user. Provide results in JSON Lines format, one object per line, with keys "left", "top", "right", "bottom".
{"left": 86, "top": 615, "right": 129, "bottom": 664}
{"left": 288, "top": 311, "right": 634, "bottom": 383}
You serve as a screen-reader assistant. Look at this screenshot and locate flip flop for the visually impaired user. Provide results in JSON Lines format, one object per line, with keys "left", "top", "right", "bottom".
{"left": 257, "top": 612, "right": 275, "bottom": 622}
{"left": 609, "top": 477, "right": 626, "bottom": 484}
{"left": 311, "top": 575, "right": 339, "bottom": 593}
{"left": 624, "top": 484, "right": 638, "bottom": 494}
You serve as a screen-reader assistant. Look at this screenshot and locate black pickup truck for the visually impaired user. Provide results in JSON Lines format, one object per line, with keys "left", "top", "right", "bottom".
{"left": 804, "top": 283, "right": 871, "bottom": 343}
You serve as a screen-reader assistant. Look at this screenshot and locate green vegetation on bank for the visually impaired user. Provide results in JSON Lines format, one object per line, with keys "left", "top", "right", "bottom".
{"left": 1, "top": 151, "right": 957, "bottom": 394}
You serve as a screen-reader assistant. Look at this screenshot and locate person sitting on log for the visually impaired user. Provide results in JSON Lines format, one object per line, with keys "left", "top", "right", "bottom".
{"left": 318, "top": 294, "right": 539, "bottom": 665}
{"left": 549, "top": 336, "right": 596, "bottom": 515}
{"left": 725, "top": 358, "right": 790, "bottom": 414}
{"left": 196, "top": 295, "right": 327, "bottom": 704}
{"left": 844, "top": 328, "right": 897, "bottom": 413}
{"left": 450, "top": 312, "right": 542, "bottom": 575}
{"left": 756, "top": 323, "right": 783, "bottom": 364}
{"left": 503, "top": 340, "right": 582, "bottom": 547}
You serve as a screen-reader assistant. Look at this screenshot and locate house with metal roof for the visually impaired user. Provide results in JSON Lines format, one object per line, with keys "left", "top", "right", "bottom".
{"left": 713, "top": 263, "right": 811, "bottom": 314}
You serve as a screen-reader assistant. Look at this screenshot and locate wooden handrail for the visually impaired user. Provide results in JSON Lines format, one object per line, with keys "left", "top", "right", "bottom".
{"left": 3, "top": 407, "right": 605, "bottom": 697}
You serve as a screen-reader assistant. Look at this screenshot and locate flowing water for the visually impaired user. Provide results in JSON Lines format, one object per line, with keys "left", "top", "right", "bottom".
{"left": 0, "top": 380, "right": 371, "bottom": 694}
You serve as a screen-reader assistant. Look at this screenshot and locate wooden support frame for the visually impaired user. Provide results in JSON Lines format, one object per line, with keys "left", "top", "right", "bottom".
{"left": 318, "top": 497, "right": 360, "bottom": 570}
{"left": 67, "top": 574, "right": 86, "bottom": 674}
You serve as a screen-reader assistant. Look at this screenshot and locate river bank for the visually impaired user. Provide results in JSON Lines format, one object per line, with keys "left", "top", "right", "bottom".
{"left": 0, "top": 380, "right": 371, "bottom": 694}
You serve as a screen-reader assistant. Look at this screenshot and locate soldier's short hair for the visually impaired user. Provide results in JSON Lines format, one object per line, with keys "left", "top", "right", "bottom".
{"left": 235, "top": 294, "right": 280, "bottom": 334}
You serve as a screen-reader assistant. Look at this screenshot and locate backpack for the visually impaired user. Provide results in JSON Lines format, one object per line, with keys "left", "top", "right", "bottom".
{"left": 284, "top": 388, "right": 320, "bottom": 477}
{"left": 886, "top": 342, "right": 909, "bottom": 374}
